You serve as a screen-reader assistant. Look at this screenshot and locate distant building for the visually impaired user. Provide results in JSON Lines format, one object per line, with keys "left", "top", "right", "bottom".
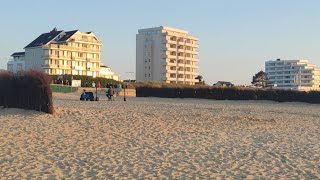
{"left": 100, "top": 65, "right": 120, "bottom": 81}
{"left": 213, "top": 81, "right": 234, "bottom": 87}
{"left": 136, "top": 26, "right": 199, "bottom": 85}
{"left": 10, "top": 28, "right": 102, "bottom": 77}
{"left": 7, "top": 52, "right": 25, "bottom": 74}
{"left": 265, "top": 59, "right": 320, "bottom": 91}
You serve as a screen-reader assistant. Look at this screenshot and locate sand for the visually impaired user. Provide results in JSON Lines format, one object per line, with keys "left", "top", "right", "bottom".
{"left": 0, "top": 93, "right": 319, "bottom": 179}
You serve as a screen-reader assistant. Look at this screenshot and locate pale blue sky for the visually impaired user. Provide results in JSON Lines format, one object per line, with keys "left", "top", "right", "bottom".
{"left": 1, "top": 0, "right": 320, "bottom": 85}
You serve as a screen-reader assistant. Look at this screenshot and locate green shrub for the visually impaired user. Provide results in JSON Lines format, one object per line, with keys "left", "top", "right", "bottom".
{"left": 50, "top": 75, "right": 120, "bottom": 88}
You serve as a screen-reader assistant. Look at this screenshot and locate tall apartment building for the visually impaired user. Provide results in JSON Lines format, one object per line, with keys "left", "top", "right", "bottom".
{"left": 10, "top": 28, "right": 102, "bottom": 77}
{"left": 136, "top": 26, "right": 199, "bottom": 85}
{"left": 265, "top": 59, "right": 320, "bottom": 91}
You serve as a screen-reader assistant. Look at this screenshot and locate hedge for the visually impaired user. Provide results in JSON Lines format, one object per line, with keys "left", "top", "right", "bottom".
{"left": 136, "top": 86, "right": 320, "bottom": 104}
{"left": 50, "top": 75, "right": 120, "bottom": 88}
{"left": 0, "top": 71, "right": 53, "bottom": 114}
{"left": 51, "top": 84, "right": 78, "bottom": 93}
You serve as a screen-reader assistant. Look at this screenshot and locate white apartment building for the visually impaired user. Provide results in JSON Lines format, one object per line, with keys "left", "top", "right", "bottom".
{"left": 136, "top": 26, "right": 199, "bottom": 85}
{"left": 100, "top": 65, "right": 121, "bottom": 81}
{"left": 265, "top": 59, "right": 320, "bottom": 91}
{"left": 7, "top": 52, "right": 25, "bottom": 74}
{"left": 16, "top": 28, "right": 102, "bottom": 77}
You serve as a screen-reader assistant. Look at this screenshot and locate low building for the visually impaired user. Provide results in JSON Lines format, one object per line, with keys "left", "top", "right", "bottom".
{"left": 100, "top": 65, "right": 120, "bottom": 81}
{"left": 7, "top": 52, "right": 25, "bottom": 74}
{"left": 213, "top": 81, "right": 234, "bottom": 87}
{"left": 265, "top": 59, "right": 320, "bottom": 91}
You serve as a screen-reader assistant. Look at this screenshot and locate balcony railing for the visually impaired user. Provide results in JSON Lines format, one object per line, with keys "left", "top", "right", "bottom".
{"left": 44, "top": 44, "right": 100, "bottom": 52}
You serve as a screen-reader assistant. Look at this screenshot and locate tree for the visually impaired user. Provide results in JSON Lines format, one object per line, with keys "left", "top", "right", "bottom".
{"left": 195, "top": 75, "right": 205, "bottom": 85}
{"left": 252, "top": 70, "right": 269, "bottom": 88}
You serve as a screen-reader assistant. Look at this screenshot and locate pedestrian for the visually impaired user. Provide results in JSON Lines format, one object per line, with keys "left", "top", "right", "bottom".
{"left": 80, "top": 89, "right": 87, "bottom": 100}
{"left": 108, "top": 85, "right": 114, "bottom": 101}
{"left": 92, "top": 81, "right": 96, "bottom": 88}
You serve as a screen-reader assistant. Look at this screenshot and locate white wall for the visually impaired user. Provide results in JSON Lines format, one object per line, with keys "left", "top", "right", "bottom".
{"left": 136, "top": 33, "right": 145, "bottom": 81}
{"left": 25, "top": 47, "right": 44, "bottom": 72}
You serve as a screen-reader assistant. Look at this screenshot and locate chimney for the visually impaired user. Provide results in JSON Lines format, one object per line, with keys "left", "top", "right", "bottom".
{"left": 51, "top": 27, "right": 58, "bottom": 32}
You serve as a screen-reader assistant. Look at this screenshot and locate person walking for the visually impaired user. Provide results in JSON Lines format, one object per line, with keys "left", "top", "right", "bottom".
{"left": 107, "top": 85, "right": 114, "bottom": 101}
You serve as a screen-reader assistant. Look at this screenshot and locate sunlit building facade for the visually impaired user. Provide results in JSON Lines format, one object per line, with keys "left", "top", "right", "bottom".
{"left": 20, "top": 28, "right": 102, "bottom": 77}
{"left": 265, "top": 59, "right": 320, "bottom": 91}
{"left": 136, "top": 26, "right": 199, "bottom": 85}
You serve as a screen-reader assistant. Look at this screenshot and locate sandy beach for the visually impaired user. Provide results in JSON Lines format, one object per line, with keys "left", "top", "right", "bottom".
{"left": 0, "top": 93, "right": 319, "bottom": 179}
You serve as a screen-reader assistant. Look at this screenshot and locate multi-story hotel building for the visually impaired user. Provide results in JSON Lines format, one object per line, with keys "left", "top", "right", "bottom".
{"left": 265, "top": 59, "right": 320, "bottom": 91}
{"left": 9, "top": 28, "right": 102, "bottom": 77}
{"left": 136, "top": 26, "right": 199, "bottom": 85}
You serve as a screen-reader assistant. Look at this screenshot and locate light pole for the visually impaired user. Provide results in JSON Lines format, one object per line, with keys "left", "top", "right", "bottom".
{"left": 123, "top": 83, "right": 126, "bottom": 101}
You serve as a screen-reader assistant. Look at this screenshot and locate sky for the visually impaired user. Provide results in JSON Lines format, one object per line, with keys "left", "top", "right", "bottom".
{"left": 1, "top": 0, "right": 320, "bottom": 85}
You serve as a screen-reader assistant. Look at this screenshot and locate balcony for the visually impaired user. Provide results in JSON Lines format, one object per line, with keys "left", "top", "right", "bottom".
{"left": 177, "top": 55, "right": 185, "bottom": 60}
{"left": 177, "top": 49, "right": 184, "bottom": 53}
{"left": 185, "top": 71, "right": 192, "bottom": 75}
{"left": 44, "top": 44, "right": 100, "bottom": 53}
{"left": 191, "top": 71, "right": 199, "bottom": 76}
{"left": 166, "top": 68, "right": 176, "bottom": 74}
{"left": 166, "top": 76, "right": 177, "bottom": 81}
{"left": 177, "top": 63, "right": 185, "bottom": 67}
{"left": 166, "top": 61, "right": 176, "bottom": 66}
{"left": 166, "top": 47, "right": 177, "bottom": 52}
{"left": 164, "top": 53, "right": 177, "bottom": 59}
{"left": 192, "top": 58, "right": 199, "bottom": 62}
{"left": 167, "top": 39, "right": 177, "bottom": 44}
{"left": 178, "top": 70, "right": 185, "bottom": 74}
{"left": 186, "top": 43, "right": 199, "bottom": 48}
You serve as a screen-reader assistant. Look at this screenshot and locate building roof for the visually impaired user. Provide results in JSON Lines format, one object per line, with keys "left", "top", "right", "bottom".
{"left": 216, "top": 81, "right": 233, "bottom": 85}
{"left": 24, "top": 28, "right": 101, "bottom": 49}
{"left": 11, "top": 52, "right": 25, "bottom": 57}
{"left": 24, "top": 29, "right": 63, "bottom": 48}
{"left": 57, "top": 30, "right": 78, "bottom": 41}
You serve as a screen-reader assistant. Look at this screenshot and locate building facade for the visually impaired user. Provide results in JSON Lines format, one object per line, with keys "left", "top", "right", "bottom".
{"left": 265, "top": 59, "right": 320, "bottom": 91}
{"left": 136, "top": 26, "right": 199, "bottom": 85}
{"left": 100, "top": 65, "right": 121, "bottom": 81}
{"left": 16, "top": 28, "right": 102, "bottom": 77}
{"left": 7, "top": 52, "right": 25, "bottom": 74}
